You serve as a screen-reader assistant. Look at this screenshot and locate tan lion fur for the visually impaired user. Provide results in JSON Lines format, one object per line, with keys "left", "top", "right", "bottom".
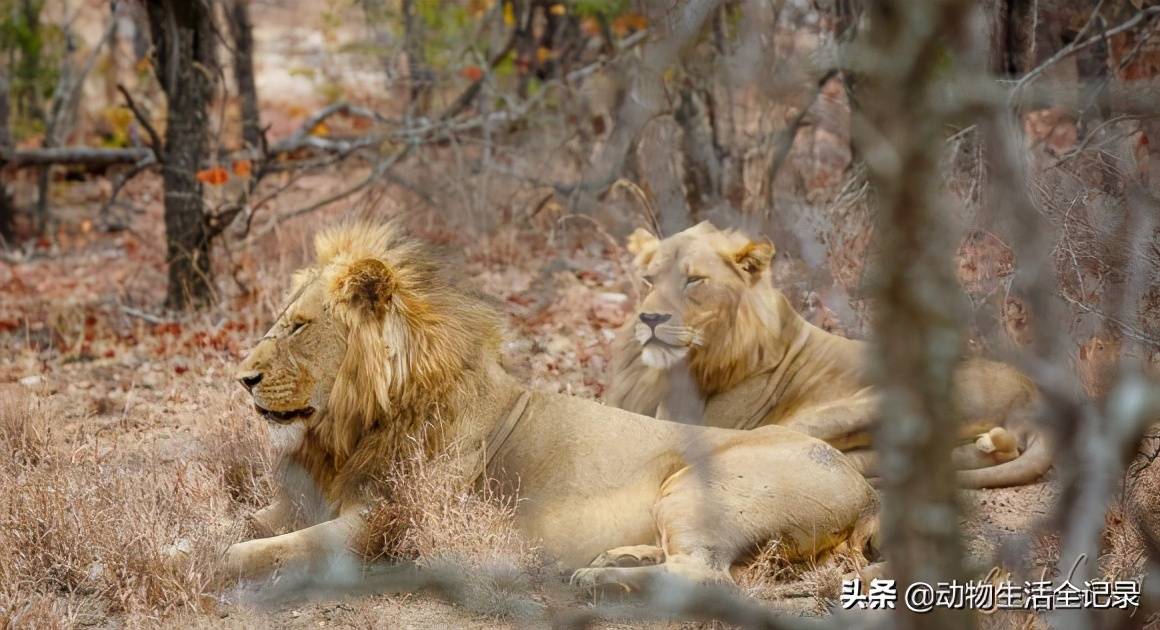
{"left": 607, "top": 222, "right": 1051, "bottom": 489}
{"left": 223, "top": 222, "right": 879, "bottom": 591}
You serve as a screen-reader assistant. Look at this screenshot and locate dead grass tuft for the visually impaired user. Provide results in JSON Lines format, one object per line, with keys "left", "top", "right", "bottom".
{"left": 201, "top": 404, "right": 278, "bottom": 511}
{"left": 0, "top": 392, "right": 243, "bottom": 622}
{"left": 364, "top": 443, "right": 537, "bottom": 569}
{"left": 1100, "top": 503, "right": 1147, "bottom": 581}
{"left": 736, "top": 539, "right": 866, "bottom": 612}
{"left": 736, "top": 540, "right": 797, "bottom": 598}
{"left": 361, "top": 440, "right": 544, "bottom": 618}
{"left": 797, "top": 555, "right": 854, "bottom": 608}
{"left": 0, "top": 390, "right": 56, "bottom": 470}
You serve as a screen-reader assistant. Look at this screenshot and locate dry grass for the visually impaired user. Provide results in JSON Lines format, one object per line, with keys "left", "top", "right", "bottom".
{"left": 1100, "top": 503, "right": 1148, "bottom": 582}
{"left": 0, "top": 390, "right": 55, "bottom": 471}
{"left": 736, "top": 541, "right": 797, "bottom": 597}
{"left": 0, "top": 389, "right": 247, "bottom": 627}
{"left": 200, "top": 398, "right": 278, "bottom": 512}
{"left": 734, "top": 538, "right": 867, "bottom": 615}
{"left": 361, "top": 439, "right": 544, "bottom": 619}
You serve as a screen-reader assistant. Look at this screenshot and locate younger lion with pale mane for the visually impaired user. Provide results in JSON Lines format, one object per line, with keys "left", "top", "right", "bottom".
{"left": 224, "top": 222, "right": 878, "bottom": 591}
{"left": 607, "top": 222, "right": 1051, "bottom": 488}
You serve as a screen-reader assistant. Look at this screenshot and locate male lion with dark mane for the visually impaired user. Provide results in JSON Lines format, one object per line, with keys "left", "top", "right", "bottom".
{"left": 224, "top": 222, "right": 878, "bottom": 590}
{"left": 607, "top": 222, "right": 1051, "bottom": 489}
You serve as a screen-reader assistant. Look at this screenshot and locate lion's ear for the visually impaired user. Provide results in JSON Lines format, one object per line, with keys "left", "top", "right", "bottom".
{"left": 626, "top": 228, "right": 659, "bottom": 256}
{"left": 626, "top": 228, "right": 660, "bottom": 268}
{"left": 333, "top": 258, "right": 397, "bottom": 318}
{"left": 731, "top": 241, "right": 775, "bottom": 278}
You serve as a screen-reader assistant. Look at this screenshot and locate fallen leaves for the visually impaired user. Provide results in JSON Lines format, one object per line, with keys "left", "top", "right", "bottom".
{"left": 459, "top": 65, "right": 485, "bottom": 82}
{"left": 611, "top": 13, "right": 648, "bottom": 36}
{"left": 195, "top": 167, "right": 229, "bottom": 186}
{"left": 197, "top": 160, "right": 253, "bottom": 186}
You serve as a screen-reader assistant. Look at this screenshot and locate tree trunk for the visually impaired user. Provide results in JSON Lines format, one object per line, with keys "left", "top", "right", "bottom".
{"left": 571, "top": 0, "right": 724, "bottom": 214}
{"left": 145, "top": 0, "right": 216, "bottom": 310}
{"left": 228, "top": 0, "right": 262, "bottom": 150}
{"left": 0, "top": 70, "right": 11, "bottom": 242}
{"left": 401, "top": 0, "right": 432, "bottom": 116}
{"left": 854, "top": 1, "right": 975, "bottom": 628}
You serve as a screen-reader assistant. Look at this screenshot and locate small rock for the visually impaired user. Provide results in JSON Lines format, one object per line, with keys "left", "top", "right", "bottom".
{"left": 545, "top": 335, "right": 573, "bottom": 355}
{"left": 19, "top": 375, "right": 43, "bottom": 387}
{"left": 141, "top": 371, "right": 164, "bottom": 389}
{"left": 160, "top": 538, "right": 192, "bottom": 558}
{"left": 504, "top": 338, "right": 534, "bottom": 355}
{"left": 86, "top": 562, "right": 105, "bottom": 581}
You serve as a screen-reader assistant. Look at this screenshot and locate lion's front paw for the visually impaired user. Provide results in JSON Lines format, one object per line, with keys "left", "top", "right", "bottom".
{"left": 589, "top": 545, "right": 665, "bottom": 568}
{"left": 221, "top": 538, "right": 279, "bottom": 583}
{"left": 569, "top": 567, "right": 631, "bottom": 592}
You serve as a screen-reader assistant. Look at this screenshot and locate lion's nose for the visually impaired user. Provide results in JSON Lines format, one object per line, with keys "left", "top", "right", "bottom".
{"left": 237, "top": 371, "right": 263, "bottom": 391}
{"left": 639, "top": 312, "right": 671, "bottom": 329}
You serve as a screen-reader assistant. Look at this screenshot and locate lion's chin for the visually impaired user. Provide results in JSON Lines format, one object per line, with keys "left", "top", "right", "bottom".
{"left": 640, "top": 340, "right": 690, "bottom": 369}
{"left": 253, "top": 404, "right": 316, "bottom": 424}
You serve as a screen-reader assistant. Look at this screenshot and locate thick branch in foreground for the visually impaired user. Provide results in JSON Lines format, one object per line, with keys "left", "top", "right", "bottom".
{"left": 853, "top": 1, "right": 975, "bottom": 628}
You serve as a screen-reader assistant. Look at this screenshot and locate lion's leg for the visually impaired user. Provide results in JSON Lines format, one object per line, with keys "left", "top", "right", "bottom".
{"left": 248, "top": 497, "right": 297, "bottom": 538}
{"left": 223, "top": 511, "right": 364, "bottom": 581}
{"left": 783, "top": 393, "right": 880, "bottom": 445}
{"left": 572, "top": 437, "right": 874, "bottom": 593}
{"left": 846, "top": 430, "right": 1020, "bottom": 477}
{"left": 828, "top": 431, "right": 873, "bottom": 451}
{"left": 570, "top": 553, "right": 726, "bottom": 592}
{"left": 843, "top": 448, "right": 878, "bottom": 477}
{"left": 570, "top": 464, "right": 734, "bottom": 592}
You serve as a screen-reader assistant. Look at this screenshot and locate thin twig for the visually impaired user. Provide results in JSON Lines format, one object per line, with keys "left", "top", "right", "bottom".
{"left": 98, "top": 156, "right": 158, "bottom": 226}
{"left": 1012, "top": 5, "right": 1160, "bottom": 97}
{"left": 250, "top": 144, "right": 414, "bottom": 241}
{"left": 116, "top": 85, "right": 164, "bottom": 162}
{"left": 120, "top": 305, "right": 174, "bottom": 325}
{"left": 556, "top": 213, "right": 640, "bottom": 306}
{"left": 611, "top": 178, "right": 662, "bottom": 238}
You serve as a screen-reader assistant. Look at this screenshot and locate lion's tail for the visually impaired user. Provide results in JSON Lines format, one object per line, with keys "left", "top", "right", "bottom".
{"left": 956, "top": 433, "right": 1052, "bottom": 489}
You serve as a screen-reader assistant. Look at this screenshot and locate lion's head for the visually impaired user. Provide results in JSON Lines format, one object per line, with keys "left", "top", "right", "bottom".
{"left": 621, "top": 222, "right": 803, "bottom": 395}
{"left": 235, "top": 222, "right": 502, "bottom": 464}
{"left": 626, "top": 222, "right": 775, "bottom": 366}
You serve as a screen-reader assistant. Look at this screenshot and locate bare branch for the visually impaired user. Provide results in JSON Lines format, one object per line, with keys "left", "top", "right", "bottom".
{"left": 116, "top": 84, "right": 164, "bottom": 162}
{"left": 1012, "top": 5, "right": 1160, "bottom": 96}
{"left": 567, "top": 1, "right": 725, "bottom": 204}
{"left": 1, "top": 147, "right": 154, "bottom": 167}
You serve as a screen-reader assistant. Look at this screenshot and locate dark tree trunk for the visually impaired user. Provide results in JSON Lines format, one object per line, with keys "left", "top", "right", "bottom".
{"left": 0, "top": 66, "right": 13, "bottom": 241}
{"left": 228, "top": 0, "right": 261, "bottom": 150}
{"left": 145, "top": 0, "right": 216, "bottom": 310}
{"left": 401, "top": 0, "right": 432, "bottom": 116}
